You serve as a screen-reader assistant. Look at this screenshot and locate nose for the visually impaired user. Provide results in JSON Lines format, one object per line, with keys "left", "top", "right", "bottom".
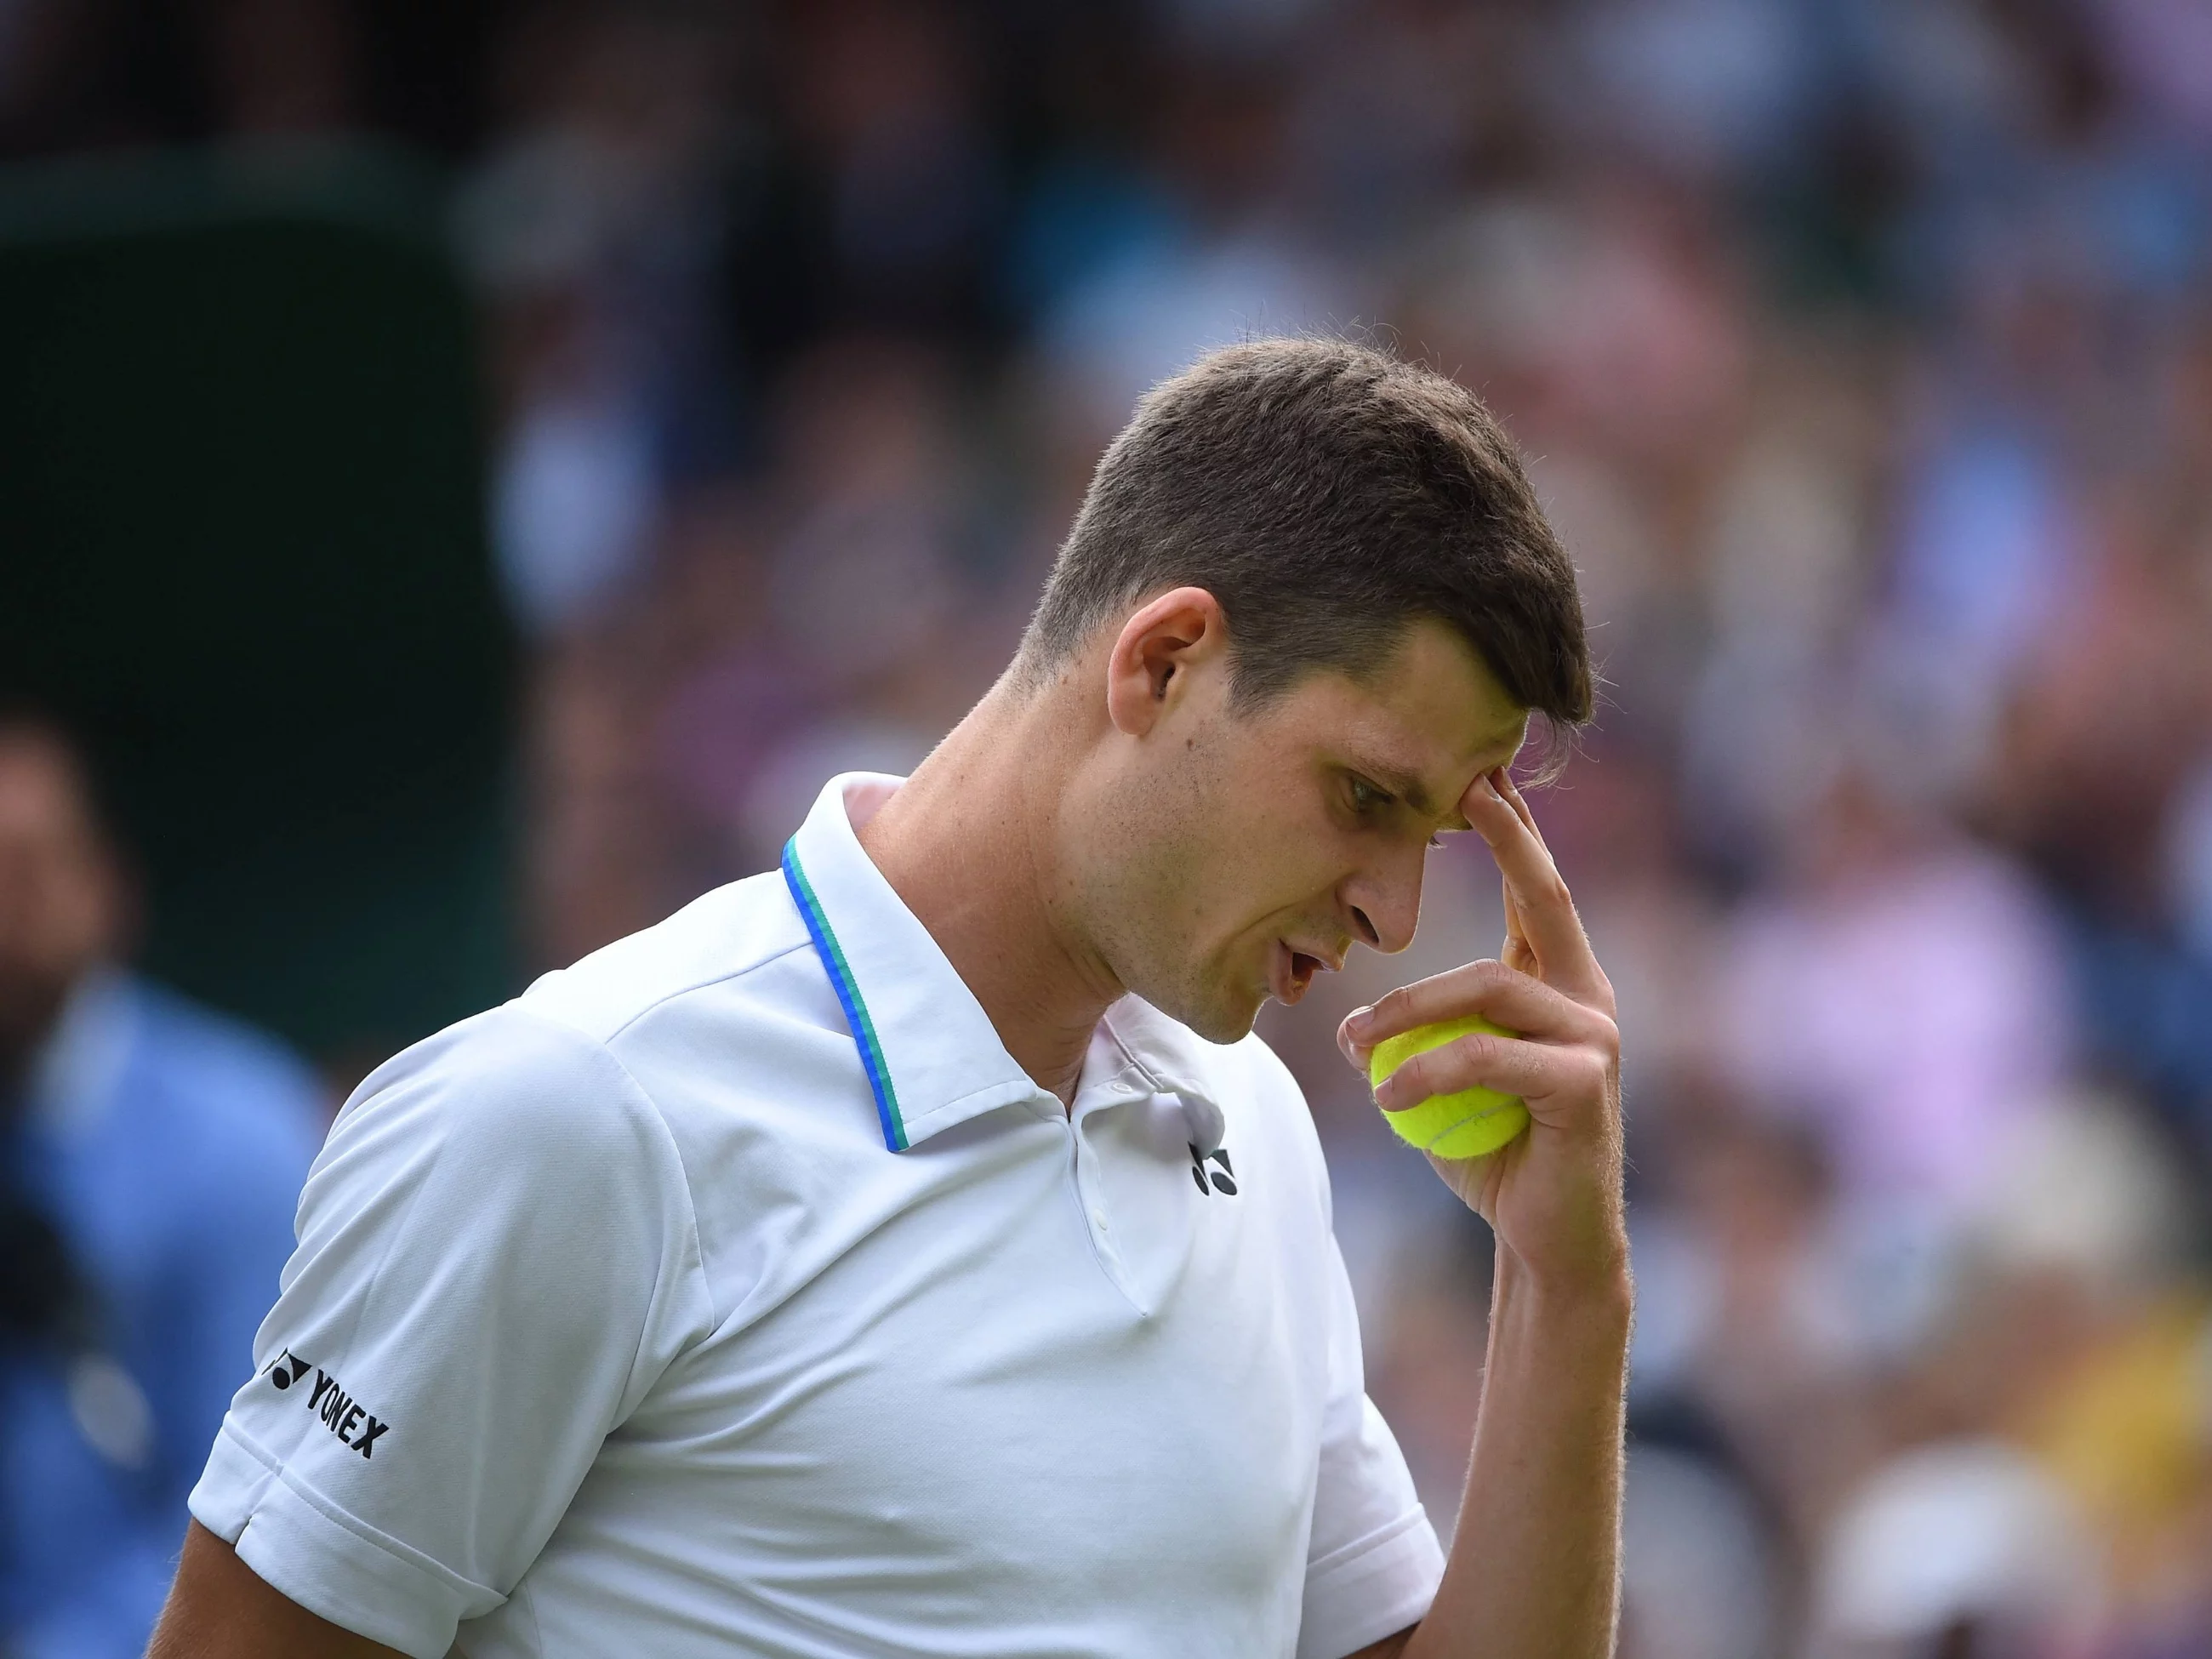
{"left": 1342, "top": 855, "right": 1422, "bottom": 956}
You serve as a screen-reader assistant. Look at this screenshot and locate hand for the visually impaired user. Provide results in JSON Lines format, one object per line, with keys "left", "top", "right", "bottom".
{"left": 1337, "top": 767, "right": 1627, "bottom": 1295}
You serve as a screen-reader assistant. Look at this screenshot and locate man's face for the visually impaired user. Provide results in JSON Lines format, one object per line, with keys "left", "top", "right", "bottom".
{"left": 0, "top": 737, "right": 119, "bottom": 1068}
{"left": 1077, "top": 619, "right": 1529, "bottom": 1043}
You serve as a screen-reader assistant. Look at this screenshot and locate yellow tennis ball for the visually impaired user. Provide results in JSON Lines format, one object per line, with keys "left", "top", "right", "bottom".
{"left": 1368, "top": 1016, "right": 1530, "bottom": 1160}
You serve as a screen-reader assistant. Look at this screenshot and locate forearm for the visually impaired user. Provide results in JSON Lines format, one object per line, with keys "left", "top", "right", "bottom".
{"left": 1405, "top": 1246, "right": 1630, "bottom": 1659}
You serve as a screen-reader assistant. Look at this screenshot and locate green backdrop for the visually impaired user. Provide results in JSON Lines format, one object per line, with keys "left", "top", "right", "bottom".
{"left": 0, "top": 142, "right": 514, "bottom": 1065}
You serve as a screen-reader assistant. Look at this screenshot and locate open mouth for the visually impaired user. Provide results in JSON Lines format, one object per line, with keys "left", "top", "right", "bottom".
{"left": 1269, "top": 942, "right": 1328, "bottom": 1005}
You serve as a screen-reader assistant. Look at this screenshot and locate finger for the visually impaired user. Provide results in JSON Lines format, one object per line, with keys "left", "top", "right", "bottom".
{"left": 1338, "top": 958, "right": 1610, "bottom": 1066}
{"left": 1501, "top": 876, "right": 1537, "bottom": 977}
{"left": 1462, "top": 767, "right": 1604, "bottom": 1001}
{"left": 1492, "top": 772, "right": 1546, "bottom": 961}
{"left": 1496, "top": 768, "right": 1551, "bottom": 852}
{"left": 1371, "top": 1029, "right": 1605, "bottom": 1113}
{"left": 1494, "top": 770, "right": 1608, "bottom": 1004}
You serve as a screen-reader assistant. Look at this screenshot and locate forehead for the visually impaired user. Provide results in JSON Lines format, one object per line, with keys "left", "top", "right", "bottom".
{"left": 1274, "top": 620, "right": 1529, "bottom": 813}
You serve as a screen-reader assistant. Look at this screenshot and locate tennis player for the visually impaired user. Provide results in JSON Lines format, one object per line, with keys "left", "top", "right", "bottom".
{"left": 150, "top": 337, "right": 1627, "bottom": 1658}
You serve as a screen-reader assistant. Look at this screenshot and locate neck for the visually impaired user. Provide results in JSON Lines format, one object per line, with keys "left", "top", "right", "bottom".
{"left": 855, "top": 673, "right": 1121, "bottom": 1104}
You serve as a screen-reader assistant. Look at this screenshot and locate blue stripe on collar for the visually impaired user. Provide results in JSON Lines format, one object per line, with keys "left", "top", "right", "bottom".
{"left": 783, "top": 838, "right": 909, "bottom": 1152}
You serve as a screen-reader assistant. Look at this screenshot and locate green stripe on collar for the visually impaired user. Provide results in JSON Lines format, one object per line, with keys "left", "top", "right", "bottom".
{"left": 782, "top": 839, "right": 909, "bottom": 1151}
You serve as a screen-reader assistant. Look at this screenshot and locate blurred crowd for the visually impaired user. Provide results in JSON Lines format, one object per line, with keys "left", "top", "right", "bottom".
{"left": 8, "top": 1, "right": 2212, "bottom": 1656}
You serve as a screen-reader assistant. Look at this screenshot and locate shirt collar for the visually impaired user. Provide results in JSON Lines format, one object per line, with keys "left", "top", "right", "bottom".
{"left": 781, "top": 773, "right": 1227, "bottom": 1154}
{"left": 1096, "top": 999, "right": 1228, "bottom": 1156}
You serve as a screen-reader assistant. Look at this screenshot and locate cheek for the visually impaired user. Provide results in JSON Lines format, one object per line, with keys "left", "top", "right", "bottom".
{"left": 1112, "top": 734, "right": 1347, "bottom": 944}
{"left": 1191, "top": 817, "right": 1352, "bottom": 942}
{"left": 1085, "top": 784, "right": 1211, "bottom": 944}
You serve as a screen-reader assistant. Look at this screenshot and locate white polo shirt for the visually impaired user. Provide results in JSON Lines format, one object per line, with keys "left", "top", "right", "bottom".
{"left": 190, "top": 773, "right": 1445, "bottom": 1659}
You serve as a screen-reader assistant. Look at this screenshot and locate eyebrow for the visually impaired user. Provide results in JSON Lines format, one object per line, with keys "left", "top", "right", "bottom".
{"left": 1369, "top": 765, "right": 1437, "bottom": 818}
{"left": 1362, "top": 769, "right": 1468, "bottom": 835}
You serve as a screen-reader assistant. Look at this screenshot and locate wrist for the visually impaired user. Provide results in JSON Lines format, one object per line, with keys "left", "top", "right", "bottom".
{"left": 1495, "top": 1236, "right": 1633, "bottom": 1325}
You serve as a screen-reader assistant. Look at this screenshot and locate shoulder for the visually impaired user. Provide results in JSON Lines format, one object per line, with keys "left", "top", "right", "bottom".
{"left": 298, "top": 1003, "right": 713, "bottom": 1334}
{"left": 511, "top": 870, "right": 874, "bottom": 1172}
{"left": 316, "top": 874, "right": 824, "bottom": 1249}
{"left": 342, "top": 869, "right": 817, "bottom": 1126}
{"left": 325, "top": 1003, "right": 679, "bottom": 1198}
{"left": 513, "top": 869, "right": 813, "bottom": 1046}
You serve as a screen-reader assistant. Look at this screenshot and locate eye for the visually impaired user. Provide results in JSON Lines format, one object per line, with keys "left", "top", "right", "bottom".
{"left": 1348, "top": 775, "right": 1393, "bottom": 814}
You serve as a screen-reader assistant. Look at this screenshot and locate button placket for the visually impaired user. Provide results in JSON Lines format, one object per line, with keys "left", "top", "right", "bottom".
{"left": 1071, "top": 1128, "right": 1114, "bottom": 1246}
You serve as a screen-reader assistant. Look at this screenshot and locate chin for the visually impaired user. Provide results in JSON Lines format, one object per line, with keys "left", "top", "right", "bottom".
{"left": 1108, "top": 943, "right": 1265, "bottom": 1046}
{"left": 1146, "top": 981, "right": 1263, "bottom": 1046}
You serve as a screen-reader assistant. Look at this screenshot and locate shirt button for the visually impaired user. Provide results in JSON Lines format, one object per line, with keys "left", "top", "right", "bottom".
{"left": 1092, "top": 1210, "right": 1110, "bottom": 1232}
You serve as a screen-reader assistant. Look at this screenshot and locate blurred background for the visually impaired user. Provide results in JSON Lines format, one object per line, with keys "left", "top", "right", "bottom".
{"left": 3, "top": 1, "right": 2210, "bottom": 1656}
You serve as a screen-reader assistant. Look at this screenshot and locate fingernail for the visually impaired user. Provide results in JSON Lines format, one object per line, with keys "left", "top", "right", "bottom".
{"left": 1345, "top": 1006, "right": 1374, "bottom": 1035}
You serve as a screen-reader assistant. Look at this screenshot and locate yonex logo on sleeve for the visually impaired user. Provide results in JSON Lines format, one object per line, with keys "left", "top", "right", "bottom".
{"left": 265, "top": 1348, "right": 391, "bottom": 1459}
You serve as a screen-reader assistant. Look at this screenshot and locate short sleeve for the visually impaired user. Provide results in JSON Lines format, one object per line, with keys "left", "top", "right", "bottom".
{"left": 187, "top": 1008, "right": 715, "bottom": 1659}
{"left": 1297, "top": 1226, "right": 1446, "bottom": 1659}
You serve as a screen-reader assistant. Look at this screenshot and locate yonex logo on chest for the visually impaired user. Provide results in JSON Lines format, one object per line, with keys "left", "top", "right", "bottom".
{"left": 1189, "top": 1143, "right": 1237, "bottom": 1196}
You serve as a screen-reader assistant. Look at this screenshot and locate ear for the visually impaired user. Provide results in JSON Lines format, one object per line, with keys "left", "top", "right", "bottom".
{"left": 1103, "top": 586, "right": 1229, "bottom": 738}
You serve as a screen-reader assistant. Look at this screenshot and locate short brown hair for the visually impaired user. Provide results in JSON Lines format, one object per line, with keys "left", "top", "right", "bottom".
{"left": 1019, "top": 337, "right": 1593, "bottom": 748}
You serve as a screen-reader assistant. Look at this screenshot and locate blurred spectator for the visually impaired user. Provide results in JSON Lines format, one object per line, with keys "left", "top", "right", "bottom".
{"left": 1809, "top": 1438, "right": 2102, "bottom": 1659}
{"left": 459, "top": 5, "right": 747, "bottom": 637}
{"left": 0, "top": 719, "right": 321, "bottom": 1659}
{"left": 1628, "top": 1107, "right": 1890, "bottom": 1595}
{"left": 1618, "top": 1441, "right": 1781, "bottom": 1659}
{"left": 1719, "top": 766, "right": 2076, "bottom": 1223}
